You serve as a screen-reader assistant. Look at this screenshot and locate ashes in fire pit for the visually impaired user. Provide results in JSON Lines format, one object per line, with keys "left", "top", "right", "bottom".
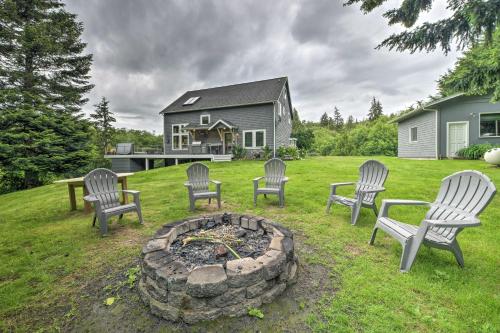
{"left": 138, "top": 213, "right": 298, "bottom": 324}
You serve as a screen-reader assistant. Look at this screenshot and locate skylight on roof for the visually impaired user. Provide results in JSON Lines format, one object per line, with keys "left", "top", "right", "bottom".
{"left": 183, "top": 96, "right": 200, "bottom": 105}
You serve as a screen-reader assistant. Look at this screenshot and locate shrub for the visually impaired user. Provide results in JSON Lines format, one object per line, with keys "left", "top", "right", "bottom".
{"left": 262, "top": 145, "right": 273, "bottom": 160}
{"left": 232, "top": 145, "right": 246, "bottom": 160}
{"left": 457, "top": 144, "right": 499, "bottom": 160}
{"left": 277, "top": 146, "right": 300, "bottom": 160}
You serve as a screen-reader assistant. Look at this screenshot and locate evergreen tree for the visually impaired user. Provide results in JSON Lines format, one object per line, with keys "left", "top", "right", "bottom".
{"left": 368, "top": 97, "right": 383, "bottom": 121}
{"left": 91, "top": 97, "right": 116, "bottom": 154}
{"left": 332, "top": 107, "right": 344, "bottom": 130}
{"left": 0, "top": 0, "right": 94, "bottom": 191}
{"left": 438, "top": 28, "right": 500, "bottom": 102}
{"left": 320, "top": 112, "right": 330, "bottom": 127}
{"left": 345, "top": 0, "right": 499, "bottom": 54}
{"left": 346, "top": 115, "right": 355, "bottom": 129}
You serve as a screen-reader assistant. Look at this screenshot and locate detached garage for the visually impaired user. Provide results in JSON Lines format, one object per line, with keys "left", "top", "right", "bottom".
{"left": 392, "top": 93, "right": 500, "bottom": 159}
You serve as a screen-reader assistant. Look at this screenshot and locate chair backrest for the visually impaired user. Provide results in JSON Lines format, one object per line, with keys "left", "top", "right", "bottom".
{"left": 84, "top": 168, "right": 121, "bottom": 209}
{"left": 264, "top": 158, "right": 286, "bottom": 188}
{"left": 426, "top": 170, "right": 497, "bottom": 240}
{"left": 187, "top": 162, "right": 210, "bottom": 192}
{"left": 355, "top": 160, "right": 389, "bottom": 204}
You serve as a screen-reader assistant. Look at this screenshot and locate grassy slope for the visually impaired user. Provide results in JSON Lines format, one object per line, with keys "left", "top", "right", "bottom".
{"left": 0, "top": 157, "right": 499, "bottom": 332}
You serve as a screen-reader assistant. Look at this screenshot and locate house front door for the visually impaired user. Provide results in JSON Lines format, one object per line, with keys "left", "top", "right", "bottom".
{"left": 223, "top": 132, "right": 232, "bottom": 155}
{"left": 447, "top": 122, "right": 469, "bottom": 157}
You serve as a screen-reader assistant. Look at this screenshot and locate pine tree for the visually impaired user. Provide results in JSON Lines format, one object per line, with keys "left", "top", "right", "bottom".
{"left": 91, "top": 97, "right": 116, "bottom": 155}
{"left": 346, "top": 115, "right": 355, "bottom": 129}
{"left": 368, "top": 97, "right": 383, "bottom": 121}
{"left": 0, "top": 0, "right": 94, "bottom": 191}
{"left": 345, "top": 0, "right": 499, "bottom": 54}
{"left": 320, "top": 112, "right": 330, "bottom": 127}
{"left": 332, "top": 107, "right": 344, "bottom": 130}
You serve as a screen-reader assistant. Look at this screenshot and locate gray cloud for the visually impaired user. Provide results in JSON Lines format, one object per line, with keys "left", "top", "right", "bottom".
{"left": 66, "top": 0, "right": 459, "bottom": 131}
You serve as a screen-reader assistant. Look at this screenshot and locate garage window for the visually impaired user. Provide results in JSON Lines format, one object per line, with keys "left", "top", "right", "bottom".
{"left": 410, "top": 127, "right": 418, "bottom": 142}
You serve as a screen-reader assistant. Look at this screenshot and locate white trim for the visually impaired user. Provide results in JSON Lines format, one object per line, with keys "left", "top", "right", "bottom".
{"left": 409, "top": 126, "right": 418, "bottom": 143}
{"left": 446, "top": 121, "right": 469, "bottom": 158}
{"left": 171, "top": 123, "right": 189, "bottom": 151}
{"left": 435, "top": 110, "right": 439, "bottom": 159}
{"left": 478, "top": 112, "right": 500, "bottom": 138}
{"left": 200, "top": 114, "right": 210, "bottom": 125}
{"left": 243, "top": 129, "right": 266, "bottom": 149}
{"left": 208, "top": 119, "right": 234, "bottom": 130}
{"left": 273, "top": 102, "right": 276, "bottom": 156}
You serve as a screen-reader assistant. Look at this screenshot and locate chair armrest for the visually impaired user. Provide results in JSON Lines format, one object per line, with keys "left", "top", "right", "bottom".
{"left": 83, "top": 194, "right": 99, "bottom": 203}
{"left": 330, "top": 182, "right": 355, "bottom": 187}
{"left": 423, "top": 218, "right": 481, "bottom": 228}
{"left": 210, "top": 180, "right": 221, "bottom": 185}
{"left": 122, "top": 190, "right": 140, "bottom": 199}
{"left": 281, "top": 177, "right": 289, "bottom": 183}
{"left": 359, "top": 186, "right": 385, "bottom": 194}
{"left": 379, "top": 199, "right": 431, "bottom": 218}
{"left": 184, "top": 182, "right": 193, "bottom": 187}
{"left": 253, "top": 176, "right": 264, "bottom": 182}
{"left": 329, "top": 182, "right": 355, "bottom": 196}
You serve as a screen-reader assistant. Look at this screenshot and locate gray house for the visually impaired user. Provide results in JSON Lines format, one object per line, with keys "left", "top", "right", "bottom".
{"left": 393, "top": 93, "right": 500, "bottom": 159}
{"left": 160, "top": 76, "right": 294, "bottom": 160}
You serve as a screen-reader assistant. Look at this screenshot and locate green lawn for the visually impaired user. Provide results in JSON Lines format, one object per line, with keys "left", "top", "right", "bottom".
{"left": 0, "top": 157, "right": 499, "bottom": 332}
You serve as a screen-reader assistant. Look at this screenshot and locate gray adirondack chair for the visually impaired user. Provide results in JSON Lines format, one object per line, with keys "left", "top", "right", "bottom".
{"left": 326, "top": 160, "right": 388, "bottom": 225}
{"left": 83, "top": 168, "right": 143, "bottom": 236}
{"left": 185, "top": 162, "right": 221, "bottom": 211}
{"left": 370, "top": 170, "right": 496, "bottom": 272}
{"left": 254, "top": 158, "right": 288, "bottom": 207}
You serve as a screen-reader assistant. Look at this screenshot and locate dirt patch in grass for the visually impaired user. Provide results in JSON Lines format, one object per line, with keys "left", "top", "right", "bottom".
{"left": 64, "top": 235, "right": 336, "bottom": 333}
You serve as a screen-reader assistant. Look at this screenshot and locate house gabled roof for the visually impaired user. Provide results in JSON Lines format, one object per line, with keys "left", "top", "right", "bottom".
{"left": 390, "top": 93, "right": 465, "bottom": 123}
{"left": 160, "top": 77, "right": 290, "bottom": 114}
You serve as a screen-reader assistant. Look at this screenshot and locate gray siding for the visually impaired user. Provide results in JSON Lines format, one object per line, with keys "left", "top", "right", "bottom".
{"left": 398, "top": 111, "right": 437, "bottom": 158}
{"left": 437, "top": 95, "right": 500, "bottom": 158}
{"left": 163, "top": 104, "right": 275, "bottom": 155}
{"left": 275, "top": 85, "right": 293, "bottom": 148}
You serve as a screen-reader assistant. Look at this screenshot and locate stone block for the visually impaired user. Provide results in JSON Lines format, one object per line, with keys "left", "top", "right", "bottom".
{"left": 142, "top": 237, "right": 169, "bottom": 256}
{"left": 187, "top": 219, "right": 200, "bottom": 231}
{"left": 223, "top": 297, "right": 262, "bottom": 317}
{"left": 262, "top": 282, "right": 286, "bottom": 304}
{"left": 156, "top": 260, "right": 189, "bottom": 292}
{"left": 145, "top": 276, "right": 168, "bottom": 301}
{"left": 182, "top": 308, "right": 221, "bottom": 324}
{"left": 256, "top": 250, "right": 286, "bottom": 280}
{"left": 247, "top": 217, "right": 260, "bottom": 231}
{"left": 175, "top": 221, "right": 191, "bottom": 235}
{"left": 149, "top": 297, "right": 181, "bottom": 322}
{"left": 287, "top": 262, "right": 298, "bottom": 286}
{"left": 282, "top": 237, "right": 294, "bottom": 261}
{"left": 272, "top": 227, "right": 284, "bottom": 237}
{"left": 231, "top": 214, "right": 241, "bottom": 226}
{"left": 142, "top": 251, "right": 175, "bottom": 278}
{"left": 246, "top": 279, "right": 274, "bottom": 298}
{"left": 167, "top": 291, "right": 206, "bottom": 310}
{"left": 226, "top": 258, "right": 263, "bottom": 288}
{"left": 268, "top": 236, "right": 284, "bottom": 251}
{"left": 207, "top": 287, "right": 246, "bottom": 307}
{"left": 186, "top": 264, "right": 228, "bottom": 297}
{"left": 240, "top": 217, "right": 249, "bottom": 229}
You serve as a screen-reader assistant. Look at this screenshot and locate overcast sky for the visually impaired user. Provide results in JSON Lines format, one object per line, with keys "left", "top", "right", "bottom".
{"left": 66, "top": 0, "right": 460, "bottom": 133}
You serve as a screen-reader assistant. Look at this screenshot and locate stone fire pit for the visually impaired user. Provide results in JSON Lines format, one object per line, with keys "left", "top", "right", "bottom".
{"left": 138, "top": 213, "right": 298, "bottom": 324}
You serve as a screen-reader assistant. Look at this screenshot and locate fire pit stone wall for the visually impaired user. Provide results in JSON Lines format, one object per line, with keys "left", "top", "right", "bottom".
{"left": 138, "top": 213, "right": 298, "bottom": 324}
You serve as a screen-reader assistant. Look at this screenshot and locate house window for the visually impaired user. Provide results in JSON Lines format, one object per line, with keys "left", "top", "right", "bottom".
{"left": 243, "top": 130, "right": 266, "bottom": 149}
{"left": 480, "top": 113, "right": 500, "bottom": 137}
{"left": 172, "top": 124, "right": 189, "bottom": 150}
{"left": 200, "top": 114, "right": 210, "bottom": 125}
{"left": 410, "top": 127, "right": 418, "bottom": 142}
